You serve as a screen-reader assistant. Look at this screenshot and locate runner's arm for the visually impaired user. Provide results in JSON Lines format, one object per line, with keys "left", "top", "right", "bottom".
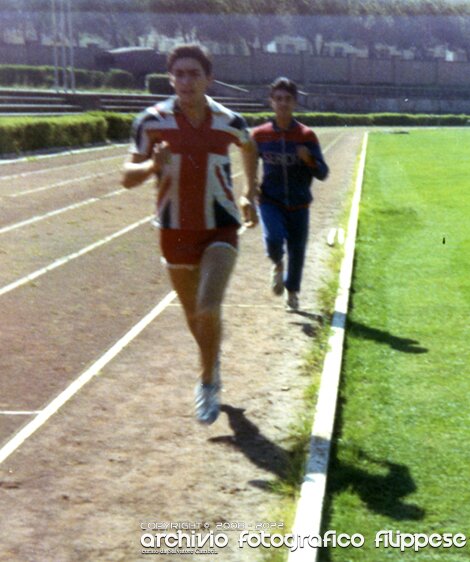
{"left": 121, "top": 143, "right": 170, "bottom": 189}
{"left": 239, "top": 139, "right": 259, "bottom": 227}
{"left": 297, "top": 132, "right": 329, "bottom": 180}
{"left": 121, "top": 153, "right": 155, "bottom": 189}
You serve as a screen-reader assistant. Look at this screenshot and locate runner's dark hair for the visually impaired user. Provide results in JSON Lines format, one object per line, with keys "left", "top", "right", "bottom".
{"left": 167, "top": 44, "right": 212, "bottom": 77}
{"left": 269, "top": 76, "right": 298, "bottom": 99}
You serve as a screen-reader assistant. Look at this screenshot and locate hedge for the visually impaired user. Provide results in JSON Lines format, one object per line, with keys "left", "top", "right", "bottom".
{"left": 243, "top": 112, "right": 470, "bottom": 127}
{"left": 89, "top": 111, "right": 135, "bottom": 141}
{"left": 0, "top": 114, "right": 108, "bottom": 155}
{"left": 104, "top": 69, "right": 136, "bottom": 90}
{"left": 146, "top": 73, "right": 173, "bottom": 95}
{"left": 1, "top": 110, "right": 469, "bottom": 157}
{"left": 0, "top": 64, "right": 134, "bottom": 90}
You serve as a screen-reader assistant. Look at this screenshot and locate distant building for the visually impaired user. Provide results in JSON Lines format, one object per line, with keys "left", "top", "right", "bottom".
{"left": 266, "top": 35, "right": 312, "bottom": 54}
{"left": 319, "top": 40, "right": 368, "bottom": 58}
{"left": 140, "top": 30, "right": 250, "bottom": 55}
{"left": 427, "top": 44, "right": 467, "bottom": 62}
{"left": 372, "top": 43, "right": 411, "bottom": 59}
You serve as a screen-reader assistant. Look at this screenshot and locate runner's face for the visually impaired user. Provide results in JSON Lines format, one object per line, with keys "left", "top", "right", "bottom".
{"left": 270, "top": 89, "right": 296, "bottom": 121}
{"left": 169, "top": 58, "right": 212, "bottom": 105}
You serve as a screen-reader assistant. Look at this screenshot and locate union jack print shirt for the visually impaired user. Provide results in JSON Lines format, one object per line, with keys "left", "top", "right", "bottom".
{"left": 130, "top": 95, "right": 250, "bottom": 230}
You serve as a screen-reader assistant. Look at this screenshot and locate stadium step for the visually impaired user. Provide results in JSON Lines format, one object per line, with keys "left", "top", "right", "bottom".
{"left": 0, "top": 89, "right": 268, "bottom": 115}
{"left": 0, "top": 103, "right": 82, "bottom": 114}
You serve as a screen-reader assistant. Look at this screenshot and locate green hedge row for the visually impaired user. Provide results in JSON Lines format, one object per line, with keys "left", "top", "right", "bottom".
{"left": 2, "top": 112, "right": 138, "bottom": 155}
{"left": 145, "top": 73, "right": 173, "bottom": 95}
{"left": 0, "top": 65, "right": 135, "bottom": 89}
{"left": 94, "top": 111, "right": 135, "bottom": 141}
{"left": 0, "top": 114, "right": 107, "bottom": 155}
{"left": 244, "top": 111, "right": 470, "bottom": 127}
{"left": 0, "top": 112, "right": 136, "bottom": 156}
{"left": 2, "top": 111, "right": 469, "bottom": 157}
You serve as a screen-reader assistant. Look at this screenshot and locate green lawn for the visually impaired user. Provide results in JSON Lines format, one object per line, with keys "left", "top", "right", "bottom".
{"left": 320, "top": 129, "right": 470, "bottom": 561}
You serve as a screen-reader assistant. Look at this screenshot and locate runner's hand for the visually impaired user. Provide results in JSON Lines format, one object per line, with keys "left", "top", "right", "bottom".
{"left": 297, "top": 145, "right": 316, "bottom": 167}
{"left": 153, "top": 142, "right": 171, "bottom": 173}
{"left": 239, "top": 195, "right": 258, "bottom": 228}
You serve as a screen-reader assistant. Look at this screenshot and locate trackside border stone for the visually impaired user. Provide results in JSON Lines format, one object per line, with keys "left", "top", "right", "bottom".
{"left": 287, "top": 132, "right": 369, "bottom": 562}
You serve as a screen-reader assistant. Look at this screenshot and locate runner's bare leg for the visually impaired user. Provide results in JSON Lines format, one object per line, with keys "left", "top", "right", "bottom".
{"left": 169, "top": 245, "right": 236, "bottom": 384}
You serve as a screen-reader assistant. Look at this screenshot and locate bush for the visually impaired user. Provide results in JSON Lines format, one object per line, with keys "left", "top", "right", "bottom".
{"left": 0, "top": 64, "right": 137, "bottom": 90}
{"left": 146, "top": 73, "right": 173, "bottom": 95}
{"left": 104, "top": 69, "right": 135, "bottom": 90}
{"left": 0, "top": 114, "right": 107, "bottom": 155}
{"left": 73, "top": 69, "right": 107, "bottom": 89}
{"left": 96, "top": 112, "right": 134, "bottom": 141}
{"left": 243, "top": 111, "right": 470, "bottom": 128}
{"left": 0, "top": 65, "right": 52, "bottom": 87}
{"left": 244, "top": 112, "right": 375, "bottom": 127}
{"left": 0, "top": 119, "right": 26, "bottom": 154}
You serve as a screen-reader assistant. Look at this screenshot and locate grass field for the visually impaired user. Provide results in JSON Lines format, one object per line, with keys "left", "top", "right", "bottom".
{"left": 319, "top": 129, "right": 470, "bottom": 561}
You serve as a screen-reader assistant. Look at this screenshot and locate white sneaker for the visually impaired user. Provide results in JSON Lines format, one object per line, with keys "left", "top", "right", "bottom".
{"left": 285, "top": 291, "right": 299, "bottom": 311}
{"left": 271, "top": 261, "right": 284, "bottom": 295}
{"left": 194, "top": 361, "right": 221, "bottom": 425}
{"left": 195, "top": 382, "right": 220, "bottom": 425}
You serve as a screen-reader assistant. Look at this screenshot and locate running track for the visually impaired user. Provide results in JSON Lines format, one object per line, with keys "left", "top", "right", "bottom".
{"left": 0, "top": 131, "right": 363, "bottom": 561}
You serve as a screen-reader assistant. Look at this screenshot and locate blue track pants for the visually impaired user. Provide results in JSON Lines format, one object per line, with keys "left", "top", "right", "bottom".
{"left": 258, "top": 201, "right": 309, "bottom": 293}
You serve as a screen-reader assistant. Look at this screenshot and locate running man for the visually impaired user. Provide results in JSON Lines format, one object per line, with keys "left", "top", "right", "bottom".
{"left": 121, "top": 44, "right": 257, "bottom": 424}
{"left": 250, "top": 77, "right": 329, "bottom": 310}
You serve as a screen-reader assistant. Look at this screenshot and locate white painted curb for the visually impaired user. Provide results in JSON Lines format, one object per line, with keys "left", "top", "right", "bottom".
{"left": 287, "top": 132, "right": 369, "bottom": 562}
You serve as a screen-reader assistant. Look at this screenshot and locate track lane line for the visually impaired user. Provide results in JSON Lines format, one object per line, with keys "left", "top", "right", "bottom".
{"left": 8, "top": 172, "right": 109, "bottom": 198}
{"left": 0, "top": 189, "right": 125, "bottom": 235}
{"left": 0, "top": 291, "right": 177, "bottom": 465}
{"left": 0, "top": 215, "right": 153, "bottom": 297}
{"left": 0, "top": 150, "right": 125, "bottom": 182}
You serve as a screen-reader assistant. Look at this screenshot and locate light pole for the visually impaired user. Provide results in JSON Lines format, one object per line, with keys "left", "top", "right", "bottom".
{"left": 59, "top": 0, "right": 68, "bottom": 92}
{"left": 65, "top": 0, "right": 76, "bottom": 92}
{"left": 51, "top": 0, "right": 75, "bottom": 92}
{"left": 51, "top": 0, "right": 60, "bottom": 91}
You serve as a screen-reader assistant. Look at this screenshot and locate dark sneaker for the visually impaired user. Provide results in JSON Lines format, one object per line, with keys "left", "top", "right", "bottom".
{"left": 285, "top": 291, "right": 299, "bottom": 311}
{"left": 271, "top": 261, "right": 284, "bottom": 296}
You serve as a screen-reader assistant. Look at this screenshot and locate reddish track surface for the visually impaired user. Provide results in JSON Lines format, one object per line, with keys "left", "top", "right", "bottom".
{"left": 0, "top": 131, "right": 363, "bottom": 562}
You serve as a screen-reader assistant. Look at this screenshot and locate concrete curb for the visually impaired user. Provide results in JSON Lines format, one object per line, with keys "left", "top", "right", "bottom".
{"left": 287, "top": 132, "right": 369, "bottom": 562}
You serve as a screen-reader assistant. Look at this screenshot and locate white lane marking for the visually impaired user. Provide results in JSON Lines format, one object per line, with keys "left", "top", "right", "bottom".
{"left": 0, "top": 291, "right": 177, "bottom": 465}
{"left": 0, "top": 189, "right": 125, "bottom": 235}
{"left": 0, "top": 215, "right": 153, "bottom": 297}
{"left": 323, "top": 132, "right": 343, "bottom": 153}
{"left": 0, "top": 151, "right": 125, "bottom": 180}
{"left": 8, "top": 172, "right": 108, "bottom": 198}
{"left": 0, "top": 411, "right": 42, "bottom": 415}
{"left": 288, "top": 132, "right": 368, "bottom": 562}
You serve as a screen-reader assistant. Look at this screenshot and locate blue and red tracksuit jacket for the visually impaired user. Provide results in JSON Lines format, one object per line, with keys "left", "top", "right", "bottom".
{"left": 251, "top": 119, "right": 329, "bottom": 209}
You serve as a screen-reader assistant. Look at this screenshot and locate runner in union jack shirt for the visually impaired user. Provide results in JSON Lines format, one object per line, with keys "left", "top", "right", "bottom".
{"left": 121, "top": 45, "right": 257, "bottom": 425}
{"left": 130, "top": 95, "right": 250, "bottom": 231}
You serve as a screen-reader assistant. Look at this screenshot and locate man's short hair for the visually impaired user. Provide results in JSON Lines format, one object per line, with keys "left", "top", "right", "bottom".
{"left": 269, "top": 77, "right": 298, "bottom": 99}
{"left": 167, "top": 44, "right": 213, "bottom": 77}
